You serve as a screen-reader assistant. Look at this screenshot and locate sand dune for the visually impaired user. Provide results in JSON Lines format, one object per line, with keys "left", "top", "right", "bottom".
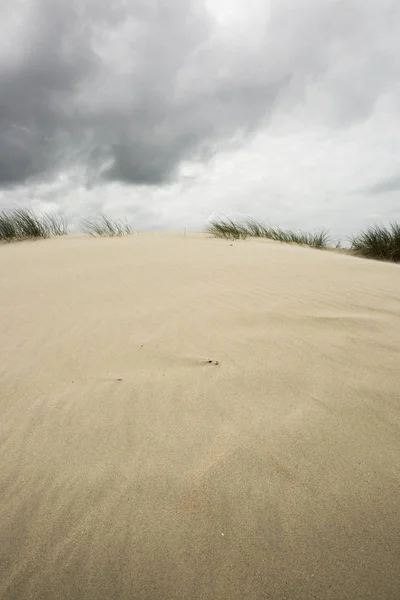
{"left": 1, "top": 233, "right": 399, "bottom": 600}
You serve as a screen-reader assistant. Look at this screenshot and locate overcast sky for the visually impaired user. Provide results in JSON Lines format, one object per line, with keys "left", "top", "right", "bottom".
{"left": 1, "top": 0, "right": 399, "bottom": 239}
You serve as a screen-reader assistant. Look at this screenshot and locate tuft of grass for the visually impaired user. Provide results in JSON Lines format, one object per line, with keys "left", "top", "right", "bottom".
{"left": 0, "top": 209, "right": 68, "bottom": 242}
{"left": 206, "top": 217, "right": 330, "bottom": 249}
{"left": 78, "top": 213, "right": 133, "bottom": 237}
{"left": 206, "top": 217, "right": 249, "bottom": 240}
{"left": 44, "top": 212, "right": 69, "bottom": 237}
{"left": 0, "top": 213, "right": 18, "bottom": 241}
{"left": 350, "top": 222, "right": 400, "bottom": 262}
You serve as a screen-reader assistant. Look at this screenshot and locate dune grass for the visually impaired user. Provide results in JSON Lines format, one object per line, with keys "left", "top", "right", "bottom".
{"left": 206, "top": 218, "right": 249, "bottom": 240}
{"left": 350, "top": 223, "right": 400, "bottom": 263}
{"left": 78, "top": 214, "right": 133, "bottom": 237}
{"left": 0, "top": 209, "right": 68, "bottom": 242}
{"left": 206, "top": 217, "right": 330, "bottom": 249}
{"left": 1, "top": 207, "right": 399, "bottom": 264}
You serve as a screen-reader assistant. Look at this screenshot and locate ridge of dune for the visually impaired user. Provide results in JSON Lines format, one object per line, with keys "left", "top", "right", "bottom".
{"left": 1, "top": 233, "right": 399, "bottom": 600}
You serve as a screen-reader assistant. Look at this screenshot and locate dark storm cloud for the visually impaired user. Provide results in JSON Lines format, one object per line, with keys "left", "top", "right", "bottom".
{"left": 1, "top": 0, "right": 400, "bottom": 188}
{"left": 2, "top": 0, "right": 263, "bottom": 187}
{"left": 0, "top": 0, "right": 100, "bottom": 184}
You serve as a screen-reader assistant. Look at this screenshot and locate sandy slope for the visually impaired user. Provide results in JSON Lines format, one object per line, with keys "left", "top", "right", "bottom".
{"left": 0, "top": 233, "right": 399, "bottom": 600}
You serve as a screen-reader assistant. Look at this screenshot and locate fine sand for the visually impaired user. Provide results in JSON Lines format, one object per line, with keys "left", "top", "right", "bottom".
{"left": 0, "top": 232, "right": 399, "bottom": 600}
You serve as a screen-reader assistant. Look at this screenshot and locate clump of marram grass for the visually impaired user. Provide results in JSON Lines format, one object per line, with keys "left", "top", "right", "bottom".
{"left": 41, "top": 212, "right": 68, "bottom": 237}
{"left": 206, "top": 217, "right": 330, "bottom": 249}
{"left": 350, "top": 222, "right": 400, "bottom": 263}
{"left": 0, "top": 209, "right": 68, "bottom": 242}
{"left": 206, "top": 217, "right": 250, "bottom": 240}
{"left": 78, "top": 213, "right": 133, "bottom": 237}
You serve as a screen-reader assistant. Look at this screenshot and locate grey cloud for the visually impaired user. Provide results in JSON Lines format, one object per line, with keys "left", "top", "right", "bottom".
{"left": 366, "top": 175, "right": 400, "bottom": 195}
{"left": 1, "top": 0, "right": 400, "bottom": 189}
{"left": 266, "top": 0, "right": 400, "bottom": 125}
{"left": 0, "top": 0, "right": 99, "bottom": 184}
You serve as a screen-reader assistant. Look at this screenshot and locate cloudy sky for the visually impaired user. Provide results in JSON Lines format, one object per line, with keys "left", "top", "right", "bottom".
{"left": 1, "top": 0, "right": 399, "bottom": 239}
